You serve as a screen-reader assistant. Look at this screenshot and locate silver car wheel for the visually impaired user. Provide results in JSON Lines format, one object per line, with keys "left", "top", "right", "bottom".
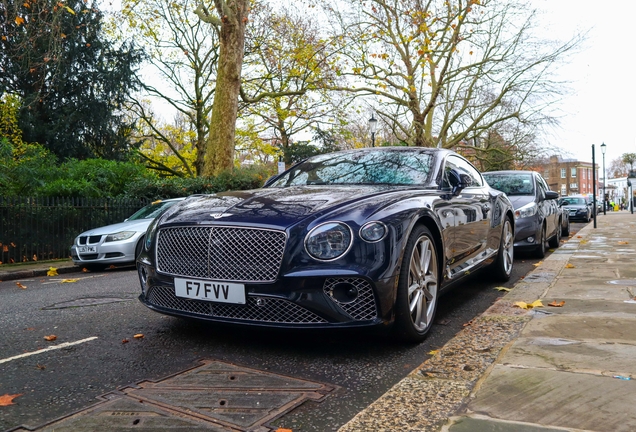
{"left": 502, "top": 218, "right": 514, "bottom": 275}
{"left": 407, "top": 235, "right": 439, "bottom": 332}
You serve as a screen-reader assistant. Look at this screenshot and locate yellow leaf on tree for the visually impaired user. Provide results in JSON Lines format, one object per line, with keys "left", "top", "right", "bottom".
{"left": 47, "top": 267, "right": 58, "bottom": 276}
{"left": 0, "top": 393, "right": 23, "bottom": 406}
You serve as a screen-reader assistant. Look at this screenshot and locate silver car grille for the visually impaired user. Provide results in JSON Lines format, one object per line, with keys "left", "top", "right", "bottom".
{"left": 156, "top": 226, "right": 286, "bottom": 282}
{"left": 323, "top": 277, "right": 378, "bottom": 321}
{"left": 147, "top": 286, "right": 327, "bottom": 324}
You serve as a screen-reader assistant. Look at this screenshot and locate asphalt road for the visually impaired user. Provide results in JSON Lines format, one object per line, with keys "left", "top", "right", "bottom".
{"left": 0, "top": 223, "right": 584, "bottom": 432}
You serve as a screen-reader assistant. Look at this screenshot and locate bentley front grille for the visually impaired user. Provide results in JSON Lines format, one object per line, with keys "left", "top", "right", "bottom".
{"left": 147, "top": 286, "right": 327, "bottom": 324}
{"left": 156, "top": 226, "right": 286, "bottom": 282}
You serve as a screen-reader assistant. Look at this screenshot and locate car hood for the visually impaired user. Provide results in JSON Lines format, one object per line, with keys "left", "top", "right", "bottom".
{"left": 159, "top": 186, "right": 429, "bottom": 229}
{"left": 506, "top": 195, "right": 535, "bottom": 210}
{"left": 78, "top": 219, "right": 153, "bottom": 237}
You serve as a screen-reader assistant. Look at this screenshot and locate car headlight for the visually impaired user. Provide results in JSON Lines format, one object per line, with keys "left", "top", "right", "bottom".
{"left": 360, "top": 221, "right": 387, "bottom": 242}
{"left": 514, "top": 202, "right": 537, "bottom": 220}
{"left": 105, "top": 231, "right": 136, "bottom": 242}
{"left": 305, "top": 222, "right": 352, "bottom": 260}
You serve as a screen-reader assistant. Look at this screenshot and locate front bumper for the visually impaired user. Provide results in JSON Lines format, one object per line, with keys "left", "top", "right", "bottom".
{"left": 137, "top": 262, "right": 392, "bottom": 329}
{"left": 512, "top": 215, "right": 542, "bottom": 250}
{"left": 70, "top": 235, "right": 141, "bottom": 265}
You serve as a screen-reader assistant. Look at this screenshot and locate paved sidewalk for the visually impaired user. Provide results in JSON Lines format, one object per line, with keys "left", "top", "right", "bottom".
{"left": 340, "top": 211, "right": 636, "bottom": 432}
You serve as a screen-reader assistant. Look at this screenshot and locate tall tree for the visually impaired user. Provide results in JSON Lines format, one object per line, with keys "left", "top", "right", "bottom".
{"left": 117, "top": 0, "right": 220, "bottom": 176}
{"left": 195, "top": 0, "right": 249, "bottom": 176}
{"left": 323, "top": 0, "right": 580, "bottom": 150}
{"left": 0, "top": 0, "right": 144, "bottom": 159}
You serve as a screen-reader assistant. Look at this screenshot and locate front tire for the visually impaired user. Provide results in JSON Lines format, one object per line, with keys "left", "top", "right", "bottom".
{"left": 393, "top": 225, "right": 439, "bottom": 343}
{"left": 491, "top": 217, "right": 514, "bottom": 281}
{"left": 534, "top": 224, "right": 546, "bottom": 258}
{"left": 548, "top": 220, "right": 561, "bottom": 249}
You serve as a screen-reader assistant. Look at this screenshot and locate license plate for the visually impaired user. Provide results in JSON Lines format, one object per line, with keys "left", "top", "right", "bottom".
{"left": 174, "top": 278, "right": 246, "bottom": 304}
{"left": 78, "top": 246, "right": 97, "bottom": 253}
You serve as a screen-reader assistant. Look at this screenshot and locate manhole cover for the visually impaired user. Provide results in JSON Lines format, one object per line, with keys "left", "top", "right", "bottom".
{"left": 43, "top": 297, "right": 131, "bottom": 309}
{"left": 16, "top": 360, "right": 337, "bottom": 431}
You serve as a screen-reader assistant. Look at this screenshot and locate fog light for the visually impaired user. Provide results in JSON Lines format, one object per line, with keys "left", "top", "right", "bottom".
{"left": 527, "top": 236, "right": 535, "bottom": 243}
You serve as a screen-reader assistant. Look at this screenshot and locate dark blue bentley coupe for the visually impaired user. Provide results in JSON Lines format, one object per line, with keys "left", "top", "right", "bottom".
{"left": 137, "top": 147, "right": 515, "bottom": 342}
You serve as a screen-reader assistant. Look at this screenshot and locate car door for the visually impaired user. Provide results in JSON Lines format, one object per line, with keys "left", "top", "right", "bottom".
{"left": 536, "top": 174, "right": 558, "bottom": 238}
{"left": 443, "top": 155, "right": 491, "bottom": 276}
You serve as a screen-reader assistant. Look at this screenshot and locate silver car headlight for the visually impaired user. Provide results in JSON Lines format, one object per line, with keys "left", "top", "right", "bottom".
{"left": 105, "top": 231, "right": 136, "bottom": 242}
{"left": 514, "top": 202, "right": 537, "bottom": 220}
{"left": 305, "top": 222, "right": 352, "bottom": 261}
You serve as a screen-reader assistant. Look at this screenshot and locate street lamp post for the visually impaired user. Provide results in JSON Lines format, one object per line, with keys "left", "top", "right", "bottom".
{"left": 601, "top": 142, "right": 606, "bottom": 215}
{"left": 368, "top": 114, "right": 378, "bottom": 147}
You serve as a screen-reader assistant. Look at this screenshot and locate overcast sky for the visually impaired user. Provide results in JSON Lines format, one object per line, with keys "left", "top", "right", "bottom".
{"left": 531, "top": 0, "right": 636, "bottom": 166}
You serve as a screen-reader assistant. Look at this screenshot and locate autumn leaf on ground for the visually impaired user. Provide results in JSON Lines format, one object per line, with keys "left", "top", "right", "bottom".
{"left": 32, "top": 254, "right": 38, "bottom": 261}
{"left": 428, "top": 350, "right": 439, "bottom": 355}
{"left": 618, "top": 241, "right": 629, "bottom": 245}
{"left": 133, "top": 334, "right": 144, "bottom": 339}
{"left": 14, "top": 16, "right": 25, "bottom": 25}
{"left": 122, "top": 339, "right": 129, "bottom": 344}
{"left": 61, "top": 279, "right": 79, "bottom": 283}
{"left": 462, "top": 320, "right": 474, "bottom": 327}
{"left": 494, "top": 287, "right": 511, "bottom": 292}
{"left": 16, "top": 282, "right": 27, "bottom": 289}
{"left": 109, "top": 265, "right": 116, "bottom": 269}
{"left": 548, "top": 300, "right": 566, "bottom": 307}
{"left": 47, "top": 267, "right": 58, "bottom": 276}
{"left": 514, "top": 300, "right": 544, "bottom": 309}
{"left": 275, "top": 429, "right": 293, "bottom": 432}
{"left": 580, "top": 239, "right": 588, "bottom": 245}
{"left": 565, "top": 263, "right": 576, "bottom": 269}
{"left": 577, "top": 235, "right": 582, "bottom": 238}
{"left": 36, "top": 364, "right": 46, "bottom": 370}
{"left": 533, "top": 261, "right": 543, "bottom": 267}
{"left": 43, "top": 335, "right": 57, "bottom": 341}
{"left": 0, "top": 393, "right": 23, "bottom": 406}
{"left": 82, "top": 268, "right": 89, "bottom": 272}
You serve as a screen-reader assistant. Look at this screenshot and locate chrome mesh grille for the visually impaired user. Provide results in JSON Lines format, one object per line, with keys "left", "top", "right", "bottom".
{"left": 156, "top": 226, "right": 286, "bottom": 282}
{"left": 147, "top": 286, "right": 327, "bottom": 324}
{"left": 323, "top": 277, "right": 378, "bottom": 321}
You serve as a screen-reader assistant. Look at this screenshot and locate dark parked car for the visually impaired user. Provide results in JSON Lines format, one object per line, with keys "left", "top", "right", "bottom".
{"left": 137, "top": 147, "right": 515, "bottom": 342}
{"left": 559, "top": 195, "right": 592, "bottom": 222}
{"left": 483, "top": 170, "right": 565, "bottom": 258}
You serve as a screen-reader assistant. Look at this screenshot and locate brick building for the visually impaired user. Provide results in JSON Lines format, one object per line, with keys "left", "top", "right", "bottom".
{"left": 540, "top": 156, "right": 599, "bottom": 197}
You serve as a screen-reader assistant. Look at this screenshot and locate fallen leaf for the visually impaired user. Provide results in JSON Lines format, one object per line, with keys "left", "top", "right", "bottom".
{"left": 122, "top": 339, "right": 129, "bottom": 344}
{"left": 565, "top": 263, "right": 576, "bottom": 269}
{"left": 494, "top": 287, "right": 511, "bottom": 292}
{"left": 0, "top": 393, "right": 23, "bottom": 406}
{"left": 275, "top": 429, "right": 293, "bottom": 432}
{"left": 533, "top": 261, "right": 543, "bottom": 267}
{"left": 36, "top": 364, "right": 46, "bottom": 370}
{"left": 61, "top": 279, "right": 79, "bottom": 283}
{"left": 577, "top": 235, "right": 582, "bottom": 238}
{"left": 43, "top": 335, "right": 57, "bottom": 341}
{"left": 133, "top": 334, "right": 144, "bottom": 339}
{"left": 618, "top": 241, "right": 629, "bottom": 245}
{"left": 47, "top": 267, "right": 58, "bottom": 276}
{"left": 32, "top": 254, "right": 38, "bottom": 261}
{"left": 16, "top": 282, "right": 27, "bottom": 289}
{"left": 548, "top": 300, "right": 566, "bottom": 307}
{"left": 428, "top": 350, "right": 439, "bottom": 355}
{"left": 462, "top": 320, "right": 474, "bottom": 327}
{"left": 82, "top": 268, "right": 89, "bottom": 272}
{"left": 513, "top": 300, "right": 544, "bottom": 309}
{"left": 109, "top": 265, "right": 116, "bottom": 269}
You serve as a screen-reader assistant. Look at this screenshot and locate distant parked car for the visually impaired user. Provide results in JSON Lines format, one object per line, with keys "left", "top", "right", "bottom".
{"left": 558, "top": 195, "right": 592, "bottom": 222}
{"left": 70, "top": 198, "right": 185, "bottom": 270}
{"left": 483, "top": 170, "right": 562, "bottom": 258}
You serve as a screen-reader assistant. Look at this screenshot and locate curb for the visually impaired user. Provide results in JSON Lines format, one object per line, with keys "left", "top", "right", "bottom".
{"left": 0, "top": 265, "right": 81, "bottom": 282}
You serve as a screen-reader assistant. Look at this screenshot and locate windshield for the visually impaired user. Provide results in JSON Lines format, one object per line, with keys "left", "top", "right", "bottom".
{"left": 483, "top": 173, "right": 534, "bottom": 196}
{"left": 269, "top": 149, "right": 434, "bottom": 187}
{"left": 127, "top": 200, "right": 180, "bottom": 221}
{"left": 559, "top": 197, "right": 586, "bottom": 206}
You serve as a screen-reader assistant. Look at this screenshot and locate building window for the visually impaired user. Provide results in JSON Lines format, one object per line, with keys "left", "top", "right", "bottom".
{"left": 561, "top": 184, "right": 566, "bottom": 195}
{"left": 583, "top": 169, "right": 586, "bottom": 179}
{"left": 544, "top": 170, "right": 549, "bottom": 179}
{"left": 570, "top": 183, "right": 578, "bottom": 189}
{"left": 561, "top": 168, "right": 566, "bottom": 179}
{"left": 571, "top": 167, "right": 576, "bottom": 177}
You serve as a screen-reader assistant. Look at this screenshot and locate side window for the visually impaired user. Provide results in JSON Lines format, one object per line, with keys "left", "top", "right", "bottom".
{"left": 446, "top": 155, "right": 483, "bottom": 187}
{"left": 535, "top": 175, "right": 547, "bottom": 199}
{"left": 441, "top": 157, "right": 459, "bottom": 189}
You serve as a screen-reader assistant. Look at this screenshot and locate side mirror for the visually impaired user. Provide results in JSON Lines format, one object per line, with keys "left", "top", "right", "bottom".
{"left": 448, "top": 169, "right": 471, "bottom": 196}
{"left": 545, "top": 191, "right": 559, "bottom": 200}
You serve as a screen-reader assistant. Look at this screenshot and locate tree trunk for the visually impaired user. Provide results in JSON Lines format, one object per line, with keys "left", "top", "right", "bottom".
{"left": 202, "top": 0, "right": 249, "bottom": 177}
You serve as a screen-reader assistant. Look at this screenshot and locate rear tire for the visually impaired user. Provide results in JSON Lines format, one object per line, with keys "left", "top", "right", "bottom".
{"left": 562, "top": 217, "right": 570, "bottom": 236}
{"left": 491, "top": 217, "right": 514, "bottom": 281}
{"left": 393, "top": 225, "right": 439, "bottom": 343}
{"left": 534, "top": 224, "right": 546, "bottom": 258}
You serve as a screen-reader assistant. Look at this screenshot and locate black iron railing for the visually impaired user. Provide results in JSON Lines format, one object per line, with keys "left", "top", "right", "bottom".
{"left": 0, "top": 197, "right": 149, "bottom": 264}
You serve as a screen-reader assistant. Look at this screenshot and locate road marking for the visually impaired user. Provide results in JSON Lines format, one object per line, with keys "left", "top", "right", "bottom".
{"left": 0, "top": 337, "right": 98, "bottom": 365}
